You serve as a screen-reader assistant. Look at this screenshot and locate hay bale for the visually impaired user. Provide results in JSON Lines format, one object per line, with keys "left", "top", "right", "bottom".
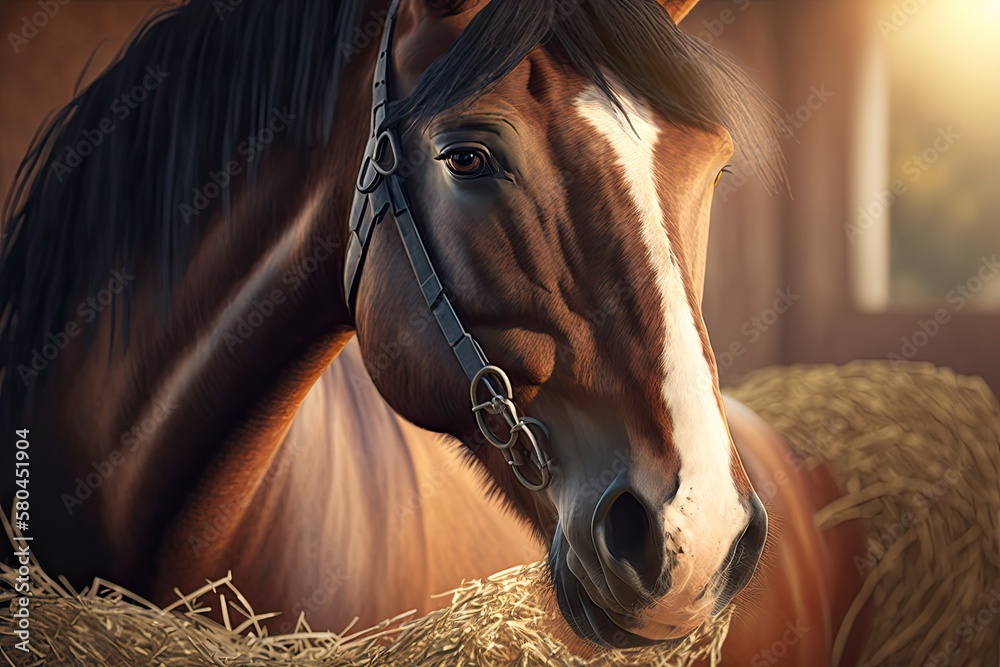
{"left": 726, "top": 361, "right": 1000, "bottom": 667}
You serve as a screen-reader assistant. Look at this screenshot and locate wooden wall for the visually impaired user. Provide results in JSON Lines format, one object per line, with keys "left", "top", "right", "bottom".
{"left": 690, "top": 0, "right": 1000, "bottom": 393}
{"left": 0, "top": 2, "right": 160, "bottom": 200}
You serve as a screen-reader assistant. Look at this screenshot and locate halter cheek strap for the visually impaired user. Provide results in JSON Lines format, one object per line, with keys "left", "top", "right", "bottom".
{"left": 342, "top": 0, "right": 554, "bottom": 492}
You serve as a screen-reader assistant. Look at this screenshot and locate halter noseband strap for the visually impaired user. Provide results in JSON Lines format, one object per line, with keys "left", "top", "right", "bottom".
{"left": 342, "top": 0, "right": 553, "bottom": 492}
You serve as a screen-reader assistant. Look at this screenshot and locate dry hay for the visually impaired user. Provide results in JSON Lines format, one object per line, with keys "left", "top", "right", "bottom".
{"left": 1, "top": 360, "right": 998, "bottom": 666}
{"left": 0, "top": 537, "right": 731, "bottom": 667}
{"left": 727, "top": 361, "right": 1000, "bottom": 667}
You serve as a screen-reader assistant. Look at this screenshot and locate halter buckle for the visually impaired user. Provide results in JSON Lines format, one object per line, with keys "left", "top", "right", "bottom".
{"left": 356, "top": 129, "right": 403, "bottom": 194}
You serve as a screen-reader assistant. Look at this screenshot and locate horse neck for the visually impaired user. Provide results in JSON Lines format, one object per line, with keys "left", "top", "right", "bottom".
{"left": 36, "top": 72, "right": 376, "bottom": 588}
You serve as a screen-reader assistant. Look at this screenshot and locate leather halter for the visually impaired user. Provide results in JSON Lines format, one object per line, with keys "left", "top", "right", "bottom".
{"left": 342, "top": 0, "right": 554, "bottom": 491}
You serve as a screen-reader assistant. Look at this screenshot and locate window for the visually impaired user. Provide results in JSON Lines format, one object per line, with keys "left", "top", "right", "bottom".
{"left": 851, "top": 0, "right": 1000, "bottom": 312}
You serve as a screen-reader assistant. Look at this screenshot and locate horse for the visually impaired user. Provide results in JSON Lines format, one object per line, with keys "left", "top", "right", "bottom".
{"left": 0, "top": 0, "right": 871, "bottom": 663}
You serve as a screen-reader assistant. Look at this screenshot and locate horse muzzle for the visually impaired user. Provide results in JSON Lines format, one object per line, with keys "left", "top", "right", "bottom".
{"left": 548, "top": 472, "right": 768, "bottom": 648}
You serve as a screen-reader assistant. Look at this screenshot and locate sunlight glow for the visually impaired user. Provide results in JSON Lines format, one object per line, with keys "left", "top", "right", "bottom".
{"left": 855, "top": 0, "right": 1000, "bottom": 310}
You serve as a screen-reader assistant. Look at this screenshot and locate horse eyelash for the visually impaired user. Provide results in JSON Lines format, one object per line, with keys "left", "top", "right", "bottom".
{"left": 715, "top": 164, "right": 734, "bottom": 188}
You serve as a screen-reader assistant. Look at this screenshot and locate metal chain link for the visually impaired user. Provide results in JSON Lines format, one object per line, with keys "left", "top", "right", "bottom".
{"left": 470, "top": 366, "right": 553, "bottom": 491}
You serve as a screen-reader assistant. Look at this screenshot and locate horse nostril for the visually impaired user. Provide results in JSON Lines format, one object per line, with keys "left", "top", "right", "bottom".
{"left": 605, "top": 492, "right": 649, "bottom": 560}
{"left": 597, "top": 489, "right": 662, "bottom": 592}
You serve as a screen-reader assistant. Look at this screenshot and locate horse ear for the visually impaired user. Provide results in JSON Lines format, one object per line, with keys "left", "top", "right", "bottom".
{"left": 657, "top": 0, "right": 701, "bottom": 23}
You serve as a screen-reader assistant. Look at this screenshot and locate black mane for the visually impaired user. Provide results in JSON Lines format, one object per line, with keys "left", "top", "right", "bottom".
{"left": 0, "top": 0, "right": 364, "bottom": 418}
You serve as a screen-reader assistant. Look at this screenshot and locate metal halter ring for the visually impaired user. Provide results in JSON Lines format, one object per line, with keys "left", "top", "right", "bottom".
{"left": 509, "top": 417, "right": 553, "bottom": 492}
{"left": 471, "top": 365, "right": 519, "bottom": 448}
{"left": 356, "top": 130, "right": 402, "bottom": 193}
{"left": 470, "top": 366, "right": 553, "bottom": 491}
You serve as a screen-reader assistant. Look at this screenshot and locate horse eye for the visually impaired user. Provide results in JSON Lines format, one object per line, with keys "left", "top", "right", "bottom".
{"left": 438, "top": 147, "right": 493, "bottom": 179}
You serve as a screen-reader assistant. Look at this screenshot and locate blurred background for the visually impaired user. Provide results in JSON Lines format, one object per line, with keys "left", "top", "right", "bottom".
{"left": 2, "top": 0, "right": 998, "bottom": 391}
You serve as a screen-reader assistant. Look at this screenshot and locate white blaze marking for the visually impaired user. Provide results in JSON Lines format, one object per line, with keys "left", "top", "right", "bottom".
{"left": 574, "top": 84, "right": 746, "bottom": 581}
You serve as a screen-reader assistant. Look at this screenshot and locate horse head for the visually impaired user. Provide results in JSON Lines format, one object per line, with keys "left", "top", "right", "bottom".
{"left": 352, "top": 0, "right": 782, "bottom": 648}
